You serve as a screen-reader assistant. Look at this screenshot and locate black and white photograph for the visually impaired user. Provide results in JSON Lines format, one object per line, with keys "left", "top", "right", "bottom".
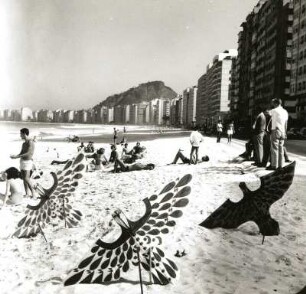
{"left": 0, "top": 0, "right": 306, "bottom": 293}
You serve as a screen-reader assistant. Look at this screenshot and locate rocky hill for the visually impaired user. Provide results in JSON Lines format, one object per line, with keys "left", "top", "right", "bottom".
{"left": 94, "top": 81, "right": 177, "bottom": 108}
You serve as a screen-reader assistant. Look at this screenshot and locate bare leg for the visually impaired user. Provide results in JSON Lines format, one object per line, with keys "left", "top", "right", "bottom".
{"left": 190, "top": 147, "right": 195, "bottom": 164}
{"left": 195, "top": 148, "right": 199, "bottom": 164}
{"left": 21, "top": 170, "right": 35, "bottom": 196}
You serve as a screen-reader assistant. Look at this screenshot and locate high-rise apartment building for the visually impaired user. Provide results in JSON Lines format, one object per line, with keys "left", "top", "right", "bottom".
{"left": 183, "top": 86, "right": 197, "bottom": 127}
{"left": 234, "top": 0, "right": 294, "bottom": 125}
{"left": 196, "top": 50, "right": 237, "bottom": 127}
{"left": 291, "top": 0, "right": 306, "bottom": 122}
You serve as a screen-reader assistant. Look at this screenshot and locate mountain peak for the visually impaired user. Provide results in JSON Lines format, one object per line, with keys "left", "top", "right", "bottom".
{"left": 94, "top": 81, "right": 177, "bottom": 108}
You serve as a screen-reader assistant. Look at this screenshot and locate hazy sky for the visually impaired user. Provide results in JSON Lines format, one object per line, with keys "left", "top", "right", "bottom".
{"left": 0, "top": 0, "right": 258, "bottom": 110}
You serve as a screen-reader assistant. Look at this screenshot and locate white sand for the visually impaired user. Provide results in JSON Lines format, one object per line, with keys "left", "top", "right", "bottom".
{"left": 0, "top": 135, "right": 305, "bottom": 294}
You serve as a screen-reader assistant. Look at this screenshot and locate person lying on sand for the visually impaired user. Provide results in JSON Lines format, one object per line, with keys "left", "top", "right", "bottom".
{"left": 115, "top": 163, "right": 155, "bottom": 173}
{"left": 0, "top": 167, "right": 24, "bottom": 207}
{"left": 86, "top": 148, "right": 109, "bottom": 171}
{"left": 170, "top": 149, "right": 209, "bottom": 165}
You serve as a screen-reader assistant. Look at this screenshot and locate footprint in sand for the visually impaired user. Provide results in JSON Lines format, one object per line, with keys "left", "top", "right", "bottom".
{"left": 286, "top": 234, "right": 297, "bottom": 241}
{"left": 275, "top": 255, "right": 292, "bottom": 266}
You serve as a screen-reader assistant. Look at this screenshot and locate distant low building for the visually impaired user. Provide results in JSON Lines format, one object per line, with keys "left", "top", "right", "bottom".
{"left": 37, "top": 109, "right": 53, "bottom": 122}
{"left": 20, "top": 107, "right": 33, "bottom": 121}
{"left": 53, "top": 109, "right": 64, "bottom": 123}
{"left": 63, "top": 110, "right": 74, "bottom": 123}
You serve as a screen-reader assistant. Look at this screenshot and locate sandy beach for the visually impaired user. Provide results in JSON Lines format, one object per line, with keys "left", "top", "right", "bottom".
{"left": 0, "top": 129, "right": 305, "bottom": 294}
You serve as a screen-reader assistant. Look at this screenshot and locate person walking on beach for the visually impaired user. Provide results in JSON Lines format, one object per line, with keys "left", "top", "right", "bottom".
{"left": 216, "top": 120, "right": 223, "bottom": 143}
{"left": 10, "top": 128, "right": 36, "bottom": 197}
{"left": 227, "top": 121, "right": 234, "bottom": 143}
{"left": 189, "top": 127, "right": 204, "bottom": 164}
{"left": 113, "top": 128, "right": 118, "bottom": 145}
{"left": 266, "top": 98, "right": 288, "bottom": 170}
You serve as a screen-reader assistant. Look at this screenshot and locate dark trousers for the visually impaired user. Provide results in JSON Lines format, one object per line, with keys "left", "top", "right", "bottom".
{"left": 253, "top": 132, "right": 265, "bottom": 165}
{"left": 173, "top": 150, "right": 190, "bottom": 164}
{"left": 114, "top": 158, "right": 126, "bottom": 172}
{"left": 217, "top": 132, "right": 222, "bottom": 143}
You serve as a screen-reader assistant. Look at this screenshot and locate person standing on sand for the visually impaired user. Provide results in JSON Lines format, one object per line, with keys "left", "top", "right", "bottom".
{"left": 267, "top": 98, "right": 288, "bottom": 170}
{"left": 227, "top": 121, "right": 234, "bottom": 143}
{"left": 252, "top": 107, "right": 266, "bottom": 167}
{"left": 216, "top": 120, "right": 223, "bottom": 143}
{"left": 10, "top": 128, "right": 36, "bottom": 197}
{"left": 113, "top": 128, "right": 118, "bottom": 145}
{"left": 189, "top": 127, "right": 204, "bottom": 164}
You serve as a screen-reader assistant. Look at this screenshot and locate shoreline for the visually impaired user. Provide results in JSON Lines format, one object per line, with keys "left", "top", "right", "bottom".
{"left": 42, "top": 130, "right": 192, "bottom": 143}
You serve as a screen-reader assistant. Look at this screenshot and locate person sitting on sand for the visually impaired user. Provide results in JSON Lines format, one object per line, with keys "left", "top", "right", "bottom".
{"left": 171, "top": 149, "right": 209, "bottom": 164}
{"left": 0, "top": 167, "right": 24, "bottom": 207}
{"left": 117, "top": 163, "right": 155, "bottom": 172}
{"left": 84, "top": 142, "right": 95, "bottom": 153}
{"left": 132, "top": 142, "right": 146, "bottom": 159}
{"left": 86, "top": 148, "right": 108, "bottom": 171}
{"left": 121, "top": 143, "right": 131, "bottom": 160}
{"left": 77, "top": 142, "right": 85, "bottom": 152}
{"left": 109, "top": 145, "right": 126, "bottom": 173}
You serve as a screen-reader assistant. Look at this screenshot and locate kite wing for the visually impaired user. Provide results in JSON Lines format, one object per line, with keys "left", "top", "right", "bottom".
{"left": 200, "top": 162, "right": 295, "bottom": 236}
{"left": 64, "top": 174, "right": 192, "bottom": 286}
{"left": 135, "top": 174, "right": 192, "bottom": 239}
{"left": 14, "top": 152, "right": 86, "bottom": 238}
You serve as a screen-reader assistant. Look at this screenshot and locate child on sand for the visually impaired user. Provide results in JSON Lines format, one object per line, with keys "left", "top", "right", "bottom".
{"left": 0, "top": 167, "right": 24, "bottom": 207}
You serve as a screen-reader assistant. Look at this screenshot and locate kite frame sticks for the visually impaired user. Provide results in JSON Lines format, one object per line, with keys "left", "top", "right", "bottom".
{"left": 38, "top": 223, "right": 48, "bottom": 243}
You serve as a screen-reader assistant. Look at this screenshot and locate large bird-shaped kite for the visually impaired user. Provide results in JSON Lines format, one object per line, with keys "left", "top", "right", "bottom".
{"left": 14, "top": 152, "right": 86, "bottom": 238}
{"left": 200, "top": 162, "right": 296, "bottom": 239}
{"left": 64, "top": 174, "right": 192, "bottom": 287}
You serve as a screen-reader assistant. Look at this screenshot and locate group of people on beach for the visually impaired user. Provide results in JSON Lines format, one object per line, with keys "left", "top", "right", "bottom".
{"left": 0, "top": 97, "right": 290, "bottom": 207}
{"left": 236, "top": 98, "right": 290, "bottom": 170}
{"left": 84, "top": 141, "right": 151, "bottom": 172}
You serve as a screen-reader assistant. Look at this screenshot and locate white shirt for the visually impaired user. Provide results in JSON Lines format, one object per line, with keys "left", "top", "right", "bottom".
{"left": 217, "top": 123, "right": 223, "bottom": 132}
{"left": 190, "top": 131, "right": 204, "bottom": 147}
{"left": 270, "top": 105, "right": 288, "bottom": 133}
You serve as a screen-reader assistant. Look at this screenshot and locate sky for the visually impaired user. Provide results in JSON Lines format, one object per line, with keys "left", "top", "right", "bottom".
{"left": 0, "top": 0, "right": 259, "bottom": 110}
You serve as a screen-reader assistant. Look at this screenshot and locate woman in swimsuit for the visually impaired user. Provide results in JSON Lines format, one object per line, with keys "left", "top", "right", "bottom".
{"left": 0, "top": 167, "right": 23, "bottom": 206}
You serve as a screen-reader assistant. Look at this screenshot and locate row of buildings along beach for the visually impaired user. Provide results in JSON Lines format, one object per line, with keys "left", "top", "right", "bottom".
{"left": 1, "top": 0, "right": 306, "bottom": 128}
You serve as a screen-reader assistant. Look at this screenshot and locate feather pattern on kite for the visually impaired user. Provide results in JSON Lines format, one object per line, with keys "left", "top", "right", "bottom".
{"left": 14, "top": 152, "right": 86, "bottom": 238}
{"left": 64, "top": 174, "right": 192, "bottom": 286}
{"left": 200, "top": 162, "right": 296, "bottom": 237}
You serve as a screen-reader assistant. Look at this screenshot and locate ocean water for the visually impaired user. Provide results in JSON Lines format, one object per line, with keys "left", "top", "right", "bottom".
{"left": 0, "top": 121, "right": 156, "bottom": 142}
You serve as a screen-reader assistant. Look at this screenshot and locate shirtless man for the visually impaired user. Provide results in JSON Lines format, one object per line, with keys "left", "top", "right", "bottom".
{"left": 10, "top": 128, "right": 36, "bottom": 197}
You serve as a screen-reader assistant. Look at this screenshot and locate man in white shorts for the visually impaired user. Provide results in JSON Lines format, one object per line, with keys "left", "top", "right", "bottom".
{"left": 10, "top": 128, "right": 36, "bottom": 197}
